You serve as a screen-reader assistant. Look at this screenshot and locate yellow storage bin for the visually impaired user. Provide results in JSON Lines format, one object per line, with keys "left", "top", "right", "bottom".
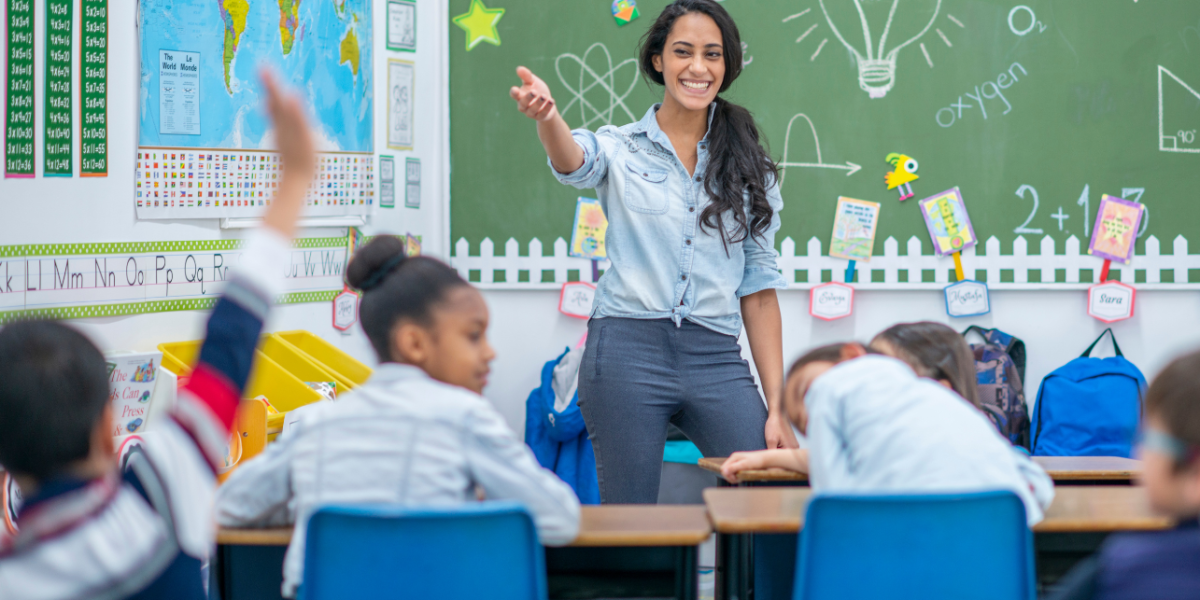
{"left": 157, "top": 340, "right": 322, "bottom": 412}
{"left": 259, "top": 336, "right": 347, "bottom": 395}
{"left": 273, "top": 330, "right": 372, "bottom": 387}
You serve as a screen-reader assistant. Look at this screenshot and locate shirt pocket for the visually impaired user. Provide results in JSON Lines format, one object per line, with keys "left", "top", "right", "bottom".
{"left": 623, "top": 163, "right": 670, "bottom": 215}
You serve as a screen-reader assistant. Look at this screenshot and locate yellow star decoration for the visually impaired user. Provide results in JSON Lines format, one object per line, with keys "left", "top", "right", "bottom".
{"left": 453, "top": 0, "right": 505, "bottom": 51}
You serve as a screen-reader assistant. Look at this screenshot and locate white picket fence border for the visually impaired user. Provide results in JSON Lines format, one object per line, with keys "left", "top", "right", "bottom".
{"left": 451, "top": 234, "right": 1200, "bottom": 291}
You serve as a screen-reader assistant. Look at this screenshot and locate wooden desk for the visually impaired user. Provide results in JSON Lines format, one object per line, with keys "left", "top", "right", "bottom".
{"left": 698, "top": 456, "right": 1141, "bottom": 486}
{"left": 216, "top": 505, "right": 712, "bottom": 600}
{"left": 702, "top": 486, "right": 1171, "bottom": 600}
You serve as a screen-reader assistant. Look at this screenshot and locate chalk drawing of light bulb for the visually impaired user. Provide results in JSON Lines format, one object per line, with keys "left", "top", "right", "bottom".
{"left": 818, "top": 0, "right": 942, "bottom": 99}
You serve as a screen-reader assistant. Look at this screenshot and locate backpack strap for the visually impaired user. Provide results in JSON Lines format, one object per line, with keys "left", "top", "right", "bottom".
{"left": 961, "top": 325, "right": 990, "bottom": 343}
{"left": 1081, "top": 328, "right": 1124, "bottom": 358}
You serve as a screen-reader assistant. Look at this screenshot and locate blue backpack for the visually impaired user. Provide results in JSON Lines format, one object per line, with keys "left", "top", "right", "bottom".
{"left": 1031, "top": 329, "right": 1146, "bottom": 457}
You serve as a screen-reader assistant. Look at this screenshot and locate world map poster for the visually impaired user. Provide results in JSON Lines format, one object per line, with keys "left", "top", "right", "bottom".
{"left": 136, "top": 0, "right": 375, "bottom": 219}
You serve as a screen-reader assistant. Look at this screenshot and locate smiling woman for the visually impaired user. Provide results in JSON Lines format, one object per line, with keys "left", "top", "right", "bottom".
{"left": 509, "top": 0, "right": 795, "bottom": 504}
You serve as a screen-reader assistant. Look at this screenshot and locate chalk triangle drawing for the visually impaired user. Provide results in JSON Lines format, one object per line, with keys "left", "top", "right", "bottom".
{"left": 1158, "top": 66, "right": 1200, "bottom": 154}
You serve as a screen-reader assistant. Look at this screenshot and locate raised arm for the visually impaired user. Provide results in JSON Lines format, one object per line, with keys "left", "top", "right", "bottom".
{"left": 510, "top": 66, "right": 583, "bottom": 174}
{"left": 174, "top": 69, "right": 315, "bottom": 469}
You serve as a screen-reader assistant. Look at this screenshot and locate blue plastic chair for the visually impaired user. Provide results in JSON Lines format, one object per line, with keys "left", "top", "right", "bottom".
{"left": 300, "top": 502, "right": 547, "bottom": 600}
{"left": 794, "top": 491, "right": 1035, "bottom": 600}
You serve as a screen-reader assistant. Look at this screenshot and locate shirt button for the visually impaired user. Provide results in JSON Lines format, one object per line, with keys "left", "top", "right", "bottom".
{"left": 689, "top": 206, "right": 695, "bottom": 212}
{"left": 681, "top": 275, "right": 687, "bottom": 281}
{"left": 695, "top": 176, "right": 701, "bottom": 182}
{"left": 686, "top": 239, "right": 692, "bottom": 245}
{"left": 643, "top": 172, "right": 649, "bottom": 177}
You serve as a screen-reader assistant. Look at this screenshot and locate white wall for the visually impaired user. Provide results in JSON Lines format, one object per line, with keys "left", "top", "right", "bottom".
{"left": 0, "top": 0, "right": 452, "bottom": 372}
{"left": 480, "top": 288, "right": 1200, "bottom": 438}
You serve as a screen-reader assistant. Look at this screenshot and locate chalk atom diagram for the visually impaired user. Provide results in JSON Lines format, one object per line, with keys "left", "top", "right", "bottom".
{"left": 556, "top": 43, "right": 640, "bottom": 129}
{"left": 1158, "top": 65, "right": 1200, "bottom": 154}
{"left": 779, "top": 113, "right": 862, "bottom": 188}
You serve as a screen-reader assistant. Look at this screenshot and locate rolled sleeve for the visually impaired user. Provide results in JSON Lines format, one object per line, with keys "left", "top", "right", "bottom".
{"left": 736, "top": 182, "right": 787, "bottom": 297}
{"left": 549, "top": 129, "right": 610, "bottom": 190}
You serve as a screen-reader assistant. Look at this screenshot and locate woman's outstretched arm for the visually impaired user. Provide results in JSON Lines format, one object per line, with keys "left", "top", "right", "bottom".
{"left": 510, "top": 66, "right": 583, "bottom": 174}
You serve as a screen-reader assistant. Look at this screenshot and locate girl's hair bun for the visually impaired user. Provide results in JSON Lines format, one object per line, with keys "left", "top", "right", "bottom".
{"left": 346, "top": 235, "right": 407, "bottom": 291}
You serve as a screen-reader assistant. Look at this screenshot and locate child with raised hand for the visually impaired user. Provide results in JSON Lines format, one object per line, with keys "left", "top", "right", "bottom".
{"left": 0, "top": 70, "right": 315, "bottom": 600}
{"left": 215, "top": 237, "right": 581, "bottom": 598}
{"left": 722, "top": 327, "right": 1049, "bottom": 525}
{"left": 1050, "top": 350, "right": 1200, "bottom": 600}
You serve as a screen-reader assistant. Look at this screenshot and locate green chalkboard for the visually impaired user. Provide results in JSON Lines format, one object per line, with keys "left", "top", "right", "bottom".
{"left": 450, "top": 0, "right": 1200, "bottom": 261}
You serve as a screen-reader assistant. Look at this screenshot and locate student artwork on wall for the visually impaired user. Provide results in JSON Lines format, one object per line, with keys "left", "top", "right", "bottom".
{"left": 944, "top": 280, "right": 990, "bottom": 318}
{"left": 918, "top": 187, "right": 977, "bottom": 256}
{"left": 332, "top": 288, "right": 360, "bottom": 331}
{"left": 387, "top": 0, "right": 417, "bottom": 52}
{"left": 135, "top": 0, "right": 374, "bottom": 219}
{"left": 379, "top": 156, "right": 395, "bottom": 208}
{"left": 1088, "top": 280, "right": 1136, "bottom": 323}
{"left": 405, "top": 158, "right": 421, "bottom": 208}
{"left": 107, "top": 352, "right": 162, "bottom": 436}
{"left": 388, "top": 59, "right": 415, "bottom": 150}
{"left": 559, "top": 281, "right": 596, "bottom": 319}
{"left": 829, "top": 197, "right": 880, "bottom": 262}
{"left": 1089, "top": 195, "right": 1146, "bottom": 265}
{"left": 569, "top": 197, "right": 608, "bottom": 259}
{"left": 810, "top": 282, "right": 854, "bottom": 321}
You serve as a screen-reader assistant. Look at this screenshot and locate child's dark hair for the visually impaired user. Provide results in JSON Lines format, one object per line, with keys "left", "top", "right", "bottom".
{"left": 0, "top": 320, "right": 110, "bottom": 479}
{"left": 638, "top": 0, "right": 779, "bottom": 252}
{"left": 1145, "top": 350, "right": 1200, "bottom": 470}
{"left": 787, "top": 343, "right": 851, "bottom": 378}
{"left": 345, "top": 235, "right": 469, "bottom": 362}
{"left": 871, "top": 322, "right": 981, "bottom": 409}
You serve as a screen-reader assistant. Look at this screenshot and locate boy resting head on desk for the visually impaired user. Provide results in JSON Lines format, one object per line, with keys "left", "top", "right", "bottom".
{"left": 0, "top": 70, "right": 316, "bottom": 600}
{"left": 215, "top": 233, "right": 581, "bottom": 598}
{"left": 1050, "top": 349, "right": 1200, "bottom": 600}
{"left": 723, "top": 337, "right": 1051, "bottom": 525}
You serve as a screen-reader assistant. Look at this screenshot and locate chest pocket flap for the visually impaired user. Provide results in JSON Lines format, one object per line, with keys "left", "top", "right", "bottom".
{"left": 623, "top": 163, "right": 669, "bottom": 215}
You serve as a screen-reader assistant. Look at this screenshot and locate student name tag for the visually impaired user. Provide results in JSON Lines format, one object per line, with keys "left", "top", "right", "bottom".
{"left": 1088, "top": 280, "right": 1135, "bottom": 323}
{"left": 809, "top": 282, "right": 854, "bottom": 321}
{"left": 332, "top": 288, "right": 360, "bottom": 331}
{"left": 944, "top": 280, "right": 990, "bottom": 318}
{"left": 559, "top": 282, "right": 596, "bottom": 319}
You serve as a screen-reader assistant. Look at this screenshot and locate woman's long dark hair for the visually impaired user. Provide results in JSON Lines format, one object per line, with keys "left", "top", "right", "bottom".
{"left": 639, "top": 0, "right": 779, "bottom": 251}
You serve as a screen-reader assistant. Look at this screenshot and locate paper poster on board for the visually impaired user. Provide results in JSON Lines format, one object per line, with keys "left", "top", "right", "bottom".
{"left": 918, "top": 187, "right": 977, "bottom": 256}
{"left": 1088, "top": 195, "right": 1145, "bottom": 265}
{"left": 829, "top": 197, "right": 881, "bottom": 262}
{"left": 107, "top": 352, "right": 162, "bottom": 436}
{"left": 387, "top": 0, "right": 417, "bottom": 51}
{"left": 570, "top": 197, "right": 608, "bottom": 259}
{"left": 388, "top": 60, "right": 415, "bottom": 150}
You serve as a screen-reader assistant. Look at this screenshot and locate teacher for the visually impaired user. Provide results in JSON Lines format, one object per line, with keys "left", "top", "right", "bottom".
{"left": 510, "top": 0, "right": 794, "bottom": 503}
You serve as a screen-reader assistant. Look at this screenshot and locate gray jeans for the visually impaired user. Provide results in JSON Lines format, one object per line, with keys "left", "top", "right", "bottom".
{"left": 578, "top": 318, "right": 768, "bottom": 504}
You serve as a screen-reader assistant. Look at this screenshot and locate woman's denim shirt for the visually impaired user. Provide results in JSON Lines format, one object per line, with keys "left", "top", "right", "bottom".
{"left": 551, "top": 104, "right": 786, "bottom": 337}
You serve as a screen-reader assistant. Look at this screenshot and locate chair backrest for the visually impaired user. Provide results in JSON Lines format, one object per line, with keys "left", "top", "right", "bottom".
{"left": 794, "top": 491, "right": 1035, "bottom": 600}
{"left": 300, "top": 502, "right": 547, "bottom": 600}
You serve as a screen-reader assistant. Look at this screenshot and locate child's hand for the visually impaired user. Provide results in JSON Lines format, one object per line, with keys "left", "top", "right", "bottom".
{"left": 262, "top": 69, "right": 316, "bottom": 179}
{"left": 721, "top": 450, "right": 770, "bottom": 484}
{"left": 509, "top": 66, "right": 558, "bottom": 122}
{"left": 260, "top": 68, "right": 316, "bottom": 238}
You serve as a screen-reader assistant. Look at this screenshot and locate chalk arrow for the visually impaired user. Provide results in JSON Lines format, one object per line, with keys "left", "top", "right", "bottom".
{"left": 779, "top": 161, "right": 862, "bottom": 176}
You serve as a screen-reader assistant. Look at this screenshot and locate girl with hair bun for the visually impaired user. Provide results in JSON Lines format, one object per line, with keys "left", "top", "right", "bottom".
{"left": 511, "top": 0, "right": 791, "bottom": 504}
{"left": 216, "top": 237, "right": 581, "bottom": 598}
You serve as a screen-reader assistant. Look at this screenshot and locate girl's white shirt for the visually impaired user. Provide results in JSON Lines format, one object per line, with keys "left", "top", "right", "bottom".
{"left": 215, "top": 363, "right": 581, "bottom": 598}
{"left": 804, "top": 355, "right": 1053, "bottom": 525}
